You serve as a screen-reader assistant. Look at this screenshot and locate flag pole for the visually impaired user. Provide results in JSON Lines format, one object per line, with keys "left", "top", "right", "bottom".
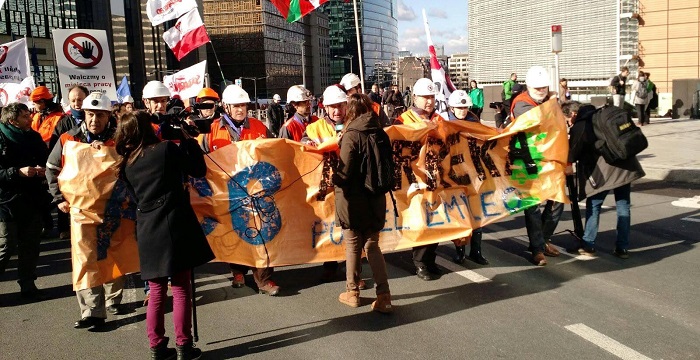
{"left": 207, "top": 40, "right": 226, "bottom": 85}
{"left": 352, "top": 0, "right": 365, "bottom": 93}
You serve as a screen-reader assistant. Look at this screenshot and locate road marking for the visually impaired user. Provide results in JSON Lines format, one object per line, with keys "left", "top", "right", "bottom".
{"left": 671, "top": 196, "right": 700, "bottom": 209}
{"left": 435, "top": 256, "right": 491, "bottom": 283}
{"left": 681, "top": 217, "right": 700, "bottom": 223}
{"left": 565, "top": 323, "right": 653, "bottom": 360}
{"left": 628, "top": 240, "right": 685, "bottom": 252}
{"left": 514, "top": 236, "right": 596, "bottom": 261}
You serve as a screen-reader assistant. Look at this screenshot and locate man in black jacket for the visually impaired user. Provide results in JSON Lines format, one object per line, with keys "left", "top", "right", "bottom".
{"left": 562, "top": 101, "right": 645, "bottom": 258}
{"left": 266, "top": 94, "right": 285, "bottom": 137}
{"left": 0, "top": 103, "right": 49, "bottom": 300}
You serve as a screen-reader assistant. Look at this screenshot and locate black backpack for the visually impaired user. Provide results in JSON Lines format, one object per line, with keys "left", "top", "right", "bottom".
{"left": 635, "top": 81, "right": 649, "bottom": 100}
{"left": 359, "top": 129, "right": 395, "bottom": 195}
{"left": 592, "top": 105, "right": 648, "bottom": 164}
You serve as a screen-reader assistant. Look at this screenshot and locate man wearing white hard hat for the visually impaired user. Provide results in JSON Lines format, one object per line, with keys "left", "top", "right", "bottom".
{"left": 395, "top": 78, "right": 445, "bottom": 281}
{"left": 142, "top": 80, "right": 171, "bottom": 116}
{"left": 509, "top": 65, "right": 564, "bottom": 266}
{"left": 279, "top": 85, "right": 317, "bottom": 142}
{"left": 301, "top": 85, "right": 347, "bottom": 146}
{"left": 339, "top": 73, "right": 391, "bottom": 126}
{"left": 46, "top": 92, "right": 124, "bottom": 329}
{"left": 266, "top": 93, "right": 284, "bottom": 137}
{"left": 446, "top": 90, "right": 489, "bottom": 266}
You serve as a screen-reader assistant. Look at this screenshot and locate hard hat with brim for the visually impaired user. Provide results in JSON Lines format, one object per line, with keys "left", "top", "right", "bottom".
{"left": 322, "top": 85, "right": 347, "bottom": 106}
{"left": 413, "top": 78, "right": 438, "bottom": 96}
{"left": 448, "top": 90, "right": 473, "bottom": 108}
{"left": 221, "top": 85, "right": 250, "bottom": 105}
{"left": 142, "top": 81, "right": 171, "bottom": 99}
{"left": 82, "top": 92, "right": 112, "bottom": 111}
{"left": 525, "top": 66, "right": 551, "bottom": 88}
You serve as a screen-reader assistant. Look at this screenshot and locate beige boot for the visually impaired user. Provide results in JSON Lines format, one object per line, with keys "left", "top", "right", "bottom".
{"left": 338, "top": 290, "right": 360, "bottom": 308}
{"left": 371, "top": 293, "right": 393, "bottom": 314}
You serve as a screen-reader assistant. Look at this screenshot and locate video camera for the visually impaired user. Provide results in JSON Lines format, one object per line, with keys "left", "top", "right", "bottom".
{"left": 489, "top": 101, "right": 504, "bottom": 109}
{"left": 151, "top": 97, "right": 216, "bottom": 140}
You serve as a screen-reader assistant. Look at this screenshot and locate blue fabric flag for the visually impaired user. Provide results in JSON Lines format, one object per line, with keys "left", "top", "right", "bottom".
{"left": 116, "top": 76, "right": 131, "bottom": 103}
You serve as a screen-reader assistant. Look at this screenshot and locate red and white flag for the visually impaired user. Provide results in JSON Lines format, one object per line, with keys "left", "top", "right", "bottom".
{"left": 163, "top": 8, "right": 210, "bottom": 61}
{"left": 146, "top": 0, "right": 198, "bottom": 26}
{"left": 163, "top": 60, "right": 206, "bottom": 100}
{"left": 423, "top": 9, "right": 456, "bottom": 119}
{"left": 0, "top": 76, "right": 35, "bottom": 107}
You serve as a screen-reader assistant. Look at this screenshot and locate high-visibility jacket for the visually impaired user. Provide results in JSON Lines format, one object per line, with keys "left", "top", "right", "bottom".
{"left": 199, "top": 116, "right": 271, "bottom": 153}
{"left": 395, "top": 108, "right": 443, "bottom": 125}
{"left": 31, "top": 108, "right": 66, "bottom": 145}
{"left": 303, "top": 118, "right": 337, "bottom": 144}
{"left": 510, "top": 91, "right": 540, "bottom": 119}
{"left": 279, "top": 114, "right": 318, "bottom": 142}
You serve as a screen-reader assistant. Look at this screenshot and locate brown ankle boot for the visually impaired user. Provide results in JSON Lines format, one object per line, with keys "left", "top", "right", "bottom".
{"left": 338, "top": 290, "right": 360, "bottom": 307}
{"left": 371, "top": 293, "right": 393, "bottom": 314}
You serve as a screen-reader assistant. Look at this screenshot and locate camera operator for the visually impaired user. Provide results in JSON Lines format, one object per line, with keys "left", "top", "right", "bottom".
{"left": 0, "top": 103, "right": 48, "bottom": 300}
{"left": 490, "top": 102, "right": 508, "bottom": 129}
{"left": 46, "top": 92, "right": 125, "bottom": 330}
{"left": 115, "top": 111, "right": 214, "bottom": 360}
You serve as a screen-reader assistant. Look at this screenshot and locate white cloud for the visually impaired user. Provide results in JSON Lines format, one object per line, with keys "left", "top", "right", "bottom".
{"left": 397, "top": 0, "right": 416, "bottom": 21}
{"left": 403, "top": 27, "right": 425, "bottom": 39}
{"left": 446, "top": 34, "right": 469, "bottom": 54}
{"left": 427, "top": 8, "right": 448, "bottom": 19}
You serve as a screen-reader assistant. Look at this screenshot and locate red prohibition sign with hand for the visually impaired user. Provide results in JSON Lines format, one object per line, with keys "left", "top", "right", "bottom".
{"left": 63, "top": 33, "right": 103, "bottom": 69}
{"left": 0, "top": 46, "right": 8, "bottom": 64}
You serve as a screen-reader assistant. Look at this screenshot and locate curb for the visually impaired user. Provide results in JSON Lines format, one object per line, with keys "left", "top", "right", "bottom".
{"left": 638, "top": 164, "right": 700, "bottom": 185}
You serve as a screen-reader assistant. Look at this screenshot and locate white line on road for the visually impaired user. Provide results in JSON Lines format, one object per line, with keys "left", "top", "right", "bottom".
{"left": 628, "top": 240, "right": 685, "bottom": 252}
{"left": 671, "top": 196, "right": 700, "bottom": 209}
{"left": 681, "top": 217, "right": 700, "bottom": 223}
{"left": 514, "top": 236, "right": 596, "bottom": 261}
{"left": 565, "top": 323, "right": 653, "bottom": 360}
{"left": 435, "top": 256, "right": 491, "bottom": 283}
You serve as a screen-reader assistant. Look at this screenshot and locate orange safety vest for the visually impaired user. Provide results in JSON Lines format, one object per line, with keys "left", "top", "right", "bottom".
{"left": 396, "top": 109, "right": 443, "bottom": 125}
{"left": 201, "top": 117, "right": 269, "bottom": 153}
{"left": 509, "top": 91, "right": 539, "bottom": 119}
{"left": 304, "top": 118, "right": 336, "bottom": 144}
{"left": 372, "top": 102, "right": 381, "bottom": 116}
{"left": 31, "top": 110, "right": 65, "bottom": 144}
{"left": 280, "top": 114, "right": 318, "bottom": 142}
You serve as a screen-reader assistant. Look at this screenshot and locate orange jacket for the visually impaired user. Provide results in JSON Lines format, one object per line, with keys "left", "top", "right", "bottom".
{"left": 396, "top": 108, "right": 443, "bottom": 125}
{"left": 31, "top": 110, "right": 65, "bottom": 145}
{"left": 199, "top": 116, "right": 271, "bottom": 153}
{"left": 509, "top": 91, "right": 539, "bottom": 119}
{"left": 279, "top": 114, "right": 318, "bottom": 142}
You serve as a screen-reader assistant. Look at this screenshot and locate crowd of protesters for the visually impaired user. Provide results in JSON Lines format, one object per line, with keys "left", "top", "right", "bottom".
{"left": 0, "top": 63, "right": 648, "bottom": 359}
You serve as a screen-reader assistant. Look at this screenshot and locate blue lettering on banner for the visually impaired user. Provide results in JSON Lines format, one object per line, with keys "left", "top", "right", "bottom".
{"left": 201, "top": 217, "right": 219, "bottom": 236}
{"left": 461, "top": 192, "right": 481, "bottom": 221}
{"left": 480, "top": 191, "right": 500, "bottom": 217}
{"left": 96, "top": 179, "right": 136, "bottom": 260}
{"left": 311, "top": 220, "right": 343, "bottom": 247}
{"left": 190, "top": 177, "right": 213, "bottom": 197}
{"left": 443, "top": 195, "right": 466, "bottom": 223}
{"left": 228, "top": 162, "right": 282, "bottom": 246}
{"left": 424, "top": 201, "right": 445, "bottom": 227}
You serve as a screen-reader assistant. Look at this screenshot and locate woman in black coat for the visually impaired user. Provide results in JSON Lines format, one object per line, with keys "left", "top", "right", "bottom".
{"left": 115, "top": 111, "right": 214, "bottom": 360}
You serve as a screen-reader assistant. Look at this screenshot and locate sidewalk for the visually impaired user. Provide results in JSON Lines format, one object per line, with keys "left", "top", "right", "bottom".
{"left": 636, "top": 118, "right": 700, "bottom": 185}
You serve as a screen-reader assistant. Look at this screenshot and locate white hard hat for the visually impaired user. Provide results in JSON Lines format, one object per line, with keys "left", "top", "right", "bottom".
{"left": 448, "top": 90, "right": 473, "bottom": 108}
{"left": 273, "top": 94, "right": 281, "bottom": 101}
{"left": 525, "top": 66, "right": 550, "bottom": 88}
{"left": 339, "top": 73, "right": 361, "bottom": 91}
{"left": 322, "top": 85, "right": 347, "bottom": 106}
{"left": 82, "top": 92, "right": 112, "bottom": 111}
{"left": 413, "top": 78, "right": 438, "bottom": 96}
{"left": 221, "top": 84, "right": 251, "bottom": 105}
{"left": 287, "top": 85, "right": 312, "bottom": 103}
{"left": 122, "top": 95, "right": 134, "bottom": 103}
{"left": 142, "top": 80, "right": 171, "bottom": 99}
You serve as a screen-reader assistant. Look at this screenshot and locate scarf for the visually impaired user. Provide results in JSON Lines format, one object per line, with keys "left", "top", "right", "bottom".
{"left": 0, "top": 122, "right": 31, "bottom": 144}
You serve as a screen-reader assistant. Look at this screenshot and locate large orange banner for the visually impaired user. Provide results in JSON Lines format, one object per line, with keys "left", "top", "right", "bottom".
{"left": 60, "top": 99, "right": 568, "bottom": 289}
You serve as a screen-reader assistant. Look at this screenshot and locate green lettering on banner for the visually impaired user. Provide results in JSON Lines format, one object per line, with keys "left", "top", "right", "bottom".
{"left": 508, "top": 132, "right": 546, "bottom": 185}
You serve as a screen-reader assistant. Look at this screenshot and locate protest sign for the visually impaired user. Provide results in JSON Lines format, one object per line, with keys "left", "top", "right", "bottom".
{"left": 0, "top": 38, "right": 31, "bottom": 83}
{"left": 0, "top": 76, "right": 35, "bottom": 106}
{"left": 146, "top": 0, "right": 198, "bottom": 26}
{"left": 163, "top": 60, "right": 206, "bottom": 99}
{"left": 52, "top": 29, "right": 117, "bottom": 102}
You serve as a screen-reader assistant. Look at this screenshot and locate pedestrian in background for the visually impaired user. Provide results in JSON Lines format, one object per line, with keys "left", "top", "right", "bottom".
{"left": 115, "top": 111, "right": 214, "bottom": 360}
{"left": 266, "top": 94, "right": 285, "bottom": 137}
{"left": 610, "top": 67, "right": 629, "bottom": 108}
{"left": 631, "top": 71, "right": 651, "bottom": 126}
{"left": 468, "top": 80, "right": 484, "bottom": 119}
{"left": 559, "top": 78, "right": 571, "bottom": 102}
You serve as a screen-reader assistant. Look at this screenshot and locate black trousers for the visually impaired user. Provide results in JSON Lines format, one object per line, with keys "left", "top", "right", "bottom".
{"left": 412, "top": 243, "right": 439, "bottom": 268}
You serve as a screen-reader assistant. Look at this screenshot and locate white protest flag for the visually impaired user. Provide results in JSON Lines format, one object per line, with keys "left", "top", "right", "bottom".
{"left": 163, "top": 60, "right": 206, "bottom": 100}
{"left": 0, "top": 38, "right": 31, "bottom": 83}
{"left": 163, "top": 8, "right": 210, "bottom": 61}
{"left": 0, "top": 1, "right": 6, "bottom": 11}
{"left": 147, "top": 0, "right": 198, "bottom": 26}
{"left": 0, "top": 76, "right": 36, "bottom": 107}
{"left": 423, "top": 9, "right": 456, "bottom": 119}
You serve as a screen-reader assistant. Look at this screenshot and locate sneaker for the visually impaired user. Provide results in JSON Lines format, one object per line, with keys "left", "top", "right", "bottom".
{"left": 338, "top": 290, "right": 360, "bottom": 308}
{"left": 533, "top": 252, "right": 547, "bottom": 266}
{"left": 231, "top": 273, "right": 245, "bottom": 288}
{"left": 577, "top": 246, "right": 597, "bottom": 257}
{"left": 371, "top": 293, "right": 393, "bottom": 314}
{"left": 613, "top": 248, "right": 629, "bottom": 259}
{"left": 258, "top": 281, "right": 280, "bottom": 296}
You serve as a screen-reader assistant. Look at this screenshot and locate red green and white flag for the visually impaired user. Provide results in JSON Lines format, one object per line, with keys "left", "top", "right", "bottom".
{"left": 271, "top": 0, "right": 329, "bottom": 23}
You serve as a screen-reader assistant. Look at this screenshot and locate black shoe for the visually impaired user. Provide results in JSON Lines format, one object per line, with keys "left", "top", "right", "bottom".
{"left": 74, "top": 316, "right": 105, "bottom": 329}
{"left": 468, "top": 251, "right": 490, "bottom": 265}
{"left": 20, "top": 283, "right": 46, "bottom": 301}
{"left": 453, "top": 245, "right": 466, "bottom": 264}
{"left": 416, "top": 266, "right": 436, "bottom": 281}
{"left": 151, "top": 339, "right": 177, "bottom": 360}
{"left": 613, "top": 248, "right": 629, "bottom": 259}
{"left": 106, "top": 305, "right": 120, "bottom": 315}
{"left": 176, "top": 342, "right": 202, "bottom": 360}
{"left": 426, "top": 264, "right": 442, "bottom": 276}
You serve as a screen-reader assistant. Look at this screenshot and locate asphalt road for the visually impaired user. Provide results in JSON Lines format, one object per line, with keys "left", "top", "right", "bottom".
{"left": 1, "top": 179, "right": 698, "bottom": 360}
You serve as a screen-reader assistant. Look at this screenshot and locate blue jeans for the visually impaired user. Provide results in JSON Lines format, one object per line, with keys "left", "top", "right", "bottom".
{"left": 582, "top": 184, "right": 631, "bottom": 250}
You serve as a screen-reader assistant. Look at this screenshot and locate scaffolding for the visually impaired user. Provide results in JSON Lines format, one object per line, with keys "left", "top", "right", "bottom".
{"left": 618, "top": 0, "right": 639, "bottom": 74}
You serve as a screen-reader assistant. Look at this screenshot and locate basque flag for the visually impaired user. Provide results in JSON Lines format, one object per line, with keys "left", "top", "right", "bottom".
{"left": 163, "top": 8, "right": 210, "bottom": 61}
{"left": 271, "top": 0, "right": 329, "bottom": 23}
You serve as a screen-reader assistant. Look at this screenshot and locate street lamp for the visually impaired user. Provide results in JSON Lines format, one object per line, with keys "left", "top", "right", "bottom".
{"left": 334, "top": 54, "right": 354, "bottom": 74}
{"left": 240, "top": 76, "right": 268, "bottom": 109}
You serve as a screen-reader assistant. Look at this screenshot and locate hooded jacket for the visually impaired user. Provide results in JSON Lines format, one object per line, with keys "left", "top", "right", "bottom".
{"left": 332, "top": 112, "right": 387, "bottom": 232}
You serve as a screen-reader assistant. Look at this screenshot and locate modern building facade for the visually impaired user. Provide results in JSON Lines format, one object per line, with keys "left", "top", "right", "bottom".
{"left": 326, "top": 0, "right": 398, "bottom": 87}
{"left": 468, "top": 0, "right": 639, "bottom": 92}
{"left": 448, "top": 53, "right": 469, "bottom": 89}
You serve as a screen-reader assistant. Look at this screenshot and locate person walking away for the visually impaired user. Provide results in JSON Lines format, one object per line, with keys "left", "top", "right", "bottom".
{"left": 115, "top": 111, "right": 214, "bottom": 360}
{"left": 610, "top": 67, "right": 629, "bottom": 108}
{"left": 0, "top": 103, "right": 48, "bottom": 300}
{"left": 644, "top": 72, "right": 658, "bottom": 120}
{"left": 562, "top": 101, "right": 645, "bottom": 258}
{"left": 333, "top": 93, "right": 393, "bottom": 313}
{"left": 631, "top": 71, "right": 650, "bottom": 126}
{"left": 468, "top": 80, "right": 484, "bottom": 119}
{"left": 266, "top": 94, "right": 285, "bottom": 137}
{"left": 510, "top": 66, "right": 563, "bottom": 266}
{"left": 446, "top": 91, "right": 488, "bottom": 265}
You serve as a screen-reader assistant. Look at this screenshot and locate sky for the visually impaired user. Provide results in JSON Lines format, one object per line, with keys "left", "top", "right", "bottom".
{"left": 396, "top": 0, "right": 468, "bottom": 56}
